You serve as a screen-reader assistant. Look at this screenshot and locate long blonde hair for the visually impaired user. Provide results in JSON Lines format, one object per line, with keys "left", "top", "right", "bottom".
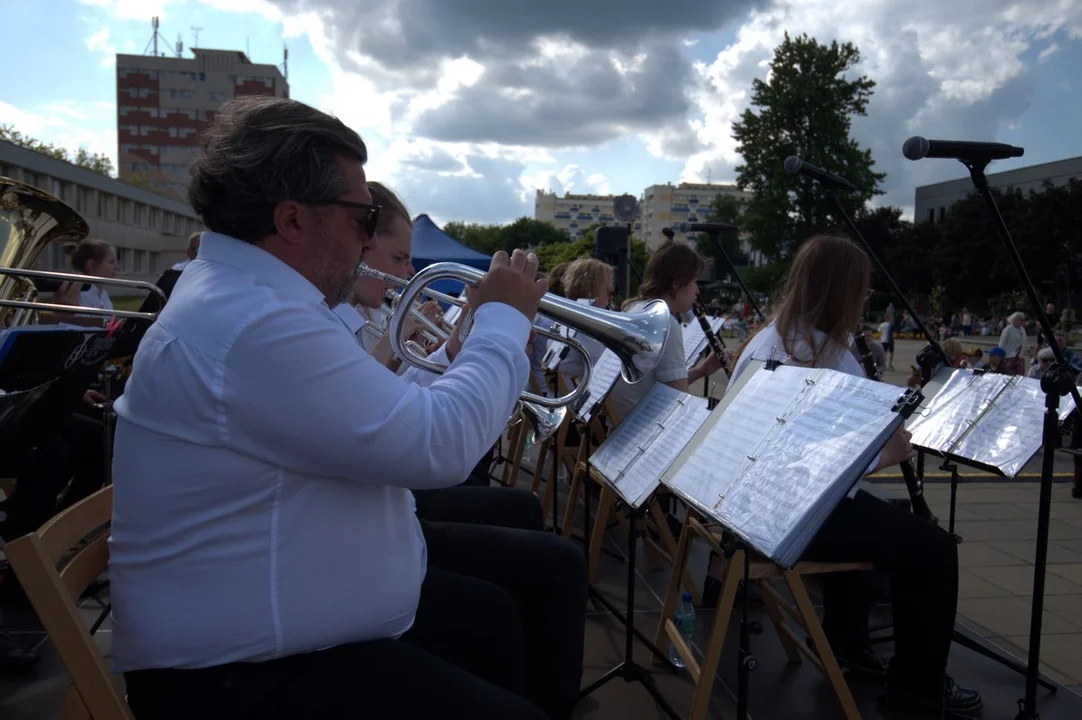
{"left": 563, "top": 258, "right": 613, "bottom": 301}
{"left": 769, "top": 235, "right": 871, "bottom": 366}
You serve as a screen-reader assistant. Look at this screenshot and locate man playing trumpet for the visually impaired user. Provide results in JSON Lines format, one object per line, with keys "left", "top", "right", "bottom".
{"left": 110, "top": 96, "right": 586, "bottom": 720}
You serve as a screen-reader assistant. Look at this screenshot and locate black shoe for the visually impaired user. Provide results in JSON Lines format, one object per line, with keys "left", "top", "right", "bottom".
{"left": 885, "top": 676, "right": 983, "bottom": 719}
{"left": 0, "top": 634, "right": 40, "bottom": 675}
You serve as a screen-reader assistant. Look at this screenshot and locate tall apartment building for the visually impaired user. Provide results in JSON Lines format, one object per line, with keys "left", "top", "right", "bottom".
{"left": 1, "top": 139, "right": 202, "bottom": 295}
{"left": 116, "top": 48, "right": 289, "bottom": 201}
{"left": 640, "top": 182, "right": 753, "bottom": 250}
{"left": 534, "top": 190, "right": 643, "bottom": 240}
{"left": 914, "top": 155, "right": 1082, "bottom": 225}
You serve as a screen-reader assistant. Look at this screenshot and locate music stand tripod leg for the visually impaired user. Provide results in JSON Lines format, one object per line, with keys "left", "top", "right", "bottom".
{"left": 579, "top": 505, "right": 682, "bottom": 720}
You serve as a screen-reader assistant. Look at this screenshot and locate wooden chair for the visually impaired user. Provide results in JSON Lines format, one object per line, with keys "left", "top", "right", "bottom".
{"left": 5, "top": 485, "right": 133, "bottom": 720}
{"left": 656, "top": 514, "right": 869, "bottom": 720}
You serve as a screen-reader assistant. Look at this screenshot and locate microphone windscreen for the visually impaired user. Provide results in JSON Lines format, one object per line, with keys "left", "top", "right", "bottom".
{"left": 782, "top": 156, "right": 803, "bottom": 174}
{"left": 902, "top": 136, "right": 929, "bottom": 161}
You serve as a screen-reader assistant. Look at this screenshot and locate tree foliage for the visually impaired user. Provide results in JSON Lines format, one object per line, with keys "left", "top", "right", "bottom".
{"left": 442, "top": 217, "right": 569, "bottom": 257}
{"left": 693, "top": 193, "right": 745, "bottom": 267}
{"left": 732, "top": 33, "right": 885, "bottom": 260}
{"left": 0, "top": 124, "right": 115, "bottom": 177}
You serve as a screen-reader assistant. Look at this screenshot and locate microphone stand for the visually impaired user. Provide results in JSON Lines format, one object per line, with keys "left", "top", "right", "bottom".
{"left": 704, "top": 231, "right": 764, "bottom": 321}
{"left": 820, "top": 187, "right": 940, "bottom": 524}
{"left": 820, "top": 184, "right": 1061, "bottom": 692}
{"left": 956, "top": 158, "right": 1082, "bottom": 720}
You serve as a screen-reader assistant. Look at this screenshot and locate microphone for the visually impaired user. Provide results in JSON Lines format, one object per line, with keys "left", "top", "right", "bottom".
{"left": 677, "top": 221, "right": 738, "bottom": 234}
{"left": 902, "top": 136, "right": 1024, "bottom": 162}
{"left": 783, "top": 156, "right": 858, "bottom": 192}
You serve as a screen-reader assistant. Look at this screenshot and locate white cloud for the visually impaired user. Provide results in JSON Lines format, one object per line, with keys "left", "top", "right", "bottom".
{"left": 0, "top": 100, "right": 119, "bottom": 174}
{"left": 85, "top": 26, "right": 118, "bottom": 67}
{"left": 1038, "top": 42, "right": 1061, "bottom": 61}
{"left": 670, "top": 0, "right": 1082, "bottom": 209}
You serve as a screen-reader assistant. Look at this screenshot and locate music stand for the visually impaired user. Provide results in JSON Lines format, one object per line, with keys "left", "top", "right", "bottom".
{"left": 581, "top": 385, "right": 710, "bottom": 719}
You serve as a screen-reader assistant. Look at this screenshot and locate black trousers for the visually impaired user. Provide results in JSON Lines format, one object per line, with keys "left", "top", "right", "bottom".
{"left": 124, "top": 520, "right": 587, "bottom": 720}
{"left": 802, "top": 489, "right": 959, "bottom": 699}
{"left": 413, "top": 485, "right": 543, "bottom": 531}
{"left": 0, "top": 413, "right": 106, "bottom": 543}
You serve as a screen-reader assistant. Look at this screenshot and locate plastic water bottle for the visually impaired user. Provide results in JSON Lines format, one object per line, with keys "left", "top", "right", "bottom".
{"left": 668, "top": 592, "right": 696, "bottom": 668}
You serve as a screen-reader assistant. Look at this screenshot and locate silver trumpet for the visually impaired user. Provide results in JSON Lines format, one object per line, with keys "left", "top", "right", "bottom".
{"left": 359, "top": 261, "right": 672, "bottom": 410}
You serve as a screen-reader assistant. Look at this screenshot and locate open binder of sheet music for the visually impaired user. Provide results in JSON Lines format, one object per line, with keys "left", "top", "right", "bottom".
{"left": 682, "top": 316, "right": 726, "bottom": 369}
{"left": 589, "top": 384, "right": 712, "bottom": 508}
{"left": 654, "top": 364, "right": 907, "bottom": 568}
{"left": 908, "top": 369, "right": 1077, "bottom": 478}
{"left": 570, "top": 348, "right": 624, "bottom": 423}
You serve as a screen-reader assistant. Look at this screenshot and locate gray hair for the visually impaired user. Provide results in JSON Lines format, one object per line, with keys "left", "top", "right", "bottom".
{"left": 1008, "top": 311, "right": 1026, "bottom": 324}
{"left": 188, "top": 96, "right": 368, "bottom": 243}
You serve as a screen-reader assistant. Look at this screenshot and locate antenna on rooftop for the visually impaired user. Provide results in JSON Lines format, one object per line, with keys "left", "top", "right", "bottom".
{"left": 175, "top": 35, "right": 184, "bottom": 58}
{"left": 191, "top": 26, "right": 203, "bottom": 48}
{"left": 143, "top": 16, "right": 169, "bottom": 56}
{"left": 281, "top": 46, "right": 289, "bottom": 81}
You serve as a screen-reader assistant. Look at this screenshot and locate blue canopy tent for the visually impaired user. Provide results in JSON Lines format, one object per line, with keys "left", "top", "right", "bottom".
{"left": 410, "top": 214, "right": 491, "bottom": 301}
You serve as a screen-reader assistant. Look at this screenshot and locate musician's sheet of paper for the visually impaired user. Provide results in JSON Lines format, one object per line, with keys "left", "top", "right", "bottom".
{"left": 572, "top": 349, "right": 624, "bottom": 423}
{"left": 664, "top": 365, "right": 904, "bottom": 567}
{"left": 908, "top": 369, "right": 1077, "bottom": 478}
{"left": 590, "top": 384, "right": 711, "bottom": 508}
{"left": 542, "top": 325, "right": 575, "bottom": 371}
{"left": 682, "top": 316, "right": 726, "bottom": 369}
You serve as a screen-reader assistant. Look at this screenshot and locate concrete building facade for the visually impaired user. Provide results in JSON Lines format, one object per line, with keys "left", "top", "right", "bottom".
{"left": 640, "top": 182, "right": 752, "bottom": 250}
{"left": 533, "top": 190, "right": 644, "bottom": 241}
{"left": 116, "top": 48, "right": 289, "bottom": 201}
{"left": 914, "top": 155, "right": 1082, "bottom": 224}
{"left": 1, "top": 139, "right": 202, "bottom": 295}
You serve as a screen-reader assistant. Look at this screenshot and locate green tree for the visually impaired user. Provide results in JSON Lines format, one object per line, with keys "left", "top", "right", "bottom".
{"left": 534, "top": 237, "right": 593, "bottom": 270}
{"left": 498, "top": 217, "right": 569, "bottom": 251}
{"left": 694, "top": 193, "right": 746, "bottom": 277}
{"left": 1, "top": 124, "right": 114, "bottom": 177}
{"left": 732, "top": 33, "right": 885, "bottom": 260}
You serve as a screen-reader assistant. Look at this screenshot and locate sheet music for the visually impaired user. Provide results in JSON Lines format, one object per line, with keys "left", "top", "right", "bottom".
{"left": 682, "top": 316, "right": 726, "bottom": 368}
{"left": 910, "top": 369, "right": 1078, "bottom": 478}
{"left": 572, "top": 348, "right": 624, "bottom": 423}
{"left": 664, "top": 365, "right": 904, "bottom": 567}
{"left": 590, "top": 384, "right": 711, "bottom": 507}
{"left": 667, "top": 367, "right": 811, "bottom": 511}
{"left": 716, "top": 372, "right": 903, "bottom": 565}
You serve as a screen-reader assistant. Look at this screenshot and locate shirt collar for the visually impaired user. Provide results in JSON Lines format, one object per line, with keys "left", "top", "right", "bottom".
{"left": 197, "top": 231, "right": 327, "bottom": 307}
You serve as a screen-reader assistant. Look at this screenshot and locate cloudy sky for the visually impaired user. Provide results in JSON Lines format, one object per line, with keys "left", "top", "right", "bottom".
{"left": 3, "top": 0, "right": 1081, "bottom": 226}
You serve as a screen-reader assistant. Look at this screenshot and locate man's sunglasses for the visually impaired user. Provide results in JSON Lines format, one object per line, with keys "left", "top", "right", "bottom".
{"left": 312, "top": 199, "right": 382, "bottom": 238}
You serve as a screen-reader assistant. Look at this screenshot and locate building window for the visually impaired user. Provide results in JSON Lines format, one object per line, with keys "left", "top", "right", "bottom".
{"left": 116, "top": 199, "right": 125, "bottom": 222}
{"left": 937, "top": 207, "right": 946, "bottom": 222}
{"left": 150, "top": 208, "right": 160, "bottom": 229}
{"left": 116, "top": 247, "right": 130, "bottom": 272}
{"left": 926, "top": 209, "right": 935, "bottom": 223}
{"left": 133, "top": 204, "right": 144, "bottom": 225}
{"left": 149, "top": 251, "right": 159, "bottom": 275}
{"left": 133, "top": 249, "right": 146, "bottom": 273}
{"left": 97, "top": 192, "right": 107, "bottom": 217}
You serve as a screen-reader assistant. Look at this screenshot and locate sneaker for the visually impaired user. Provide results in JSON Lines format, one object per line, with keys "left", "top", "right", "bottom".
{"left": 804, "top": 637, "right": 887, "bottom": 682}
{"left": 885, "top": 676, "right": 982, "bottom": 718}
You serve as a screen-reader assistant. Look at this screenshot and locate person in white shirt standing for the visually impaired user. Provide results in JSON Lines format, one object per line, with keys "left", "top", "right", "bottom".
{"left": 877, "top": 316, "right": 895, "bottom": 370}
{"left": 729, "top": 235, "right": 981, "bottom": 719}
{"left": 110, "top": 96, "right": 584, "bottom": 720}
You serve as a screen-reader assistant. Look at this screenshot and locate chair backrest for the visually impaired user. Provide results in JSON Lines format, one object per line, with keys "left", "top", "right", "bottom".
{"left": 4, "top": 485, "right": 133, "bottom": 720}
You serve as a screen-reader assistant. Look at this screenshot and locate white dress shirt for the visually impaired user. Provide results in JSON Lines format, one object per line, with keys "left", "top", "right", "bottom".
{"left": 108, "top": 231, "right": 530, "bottom": 672}
{"left": 171, "top": 259, "right": 191, "bottom": 271}
{"left": 78, "top": 284, "right": 113, "bottom": 311}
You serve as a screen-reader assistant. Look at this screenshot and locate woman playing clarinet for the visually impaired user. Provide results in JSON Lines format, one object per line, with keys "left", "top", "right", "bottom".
{"left": 728, "top": 234, "right": 982, "bottom": 719}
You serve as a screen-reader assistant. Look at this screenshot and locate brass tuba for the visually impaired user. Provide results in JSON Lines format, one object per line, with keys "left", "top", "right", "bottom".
{"left": 0, "top": 177, "right": 166, "bottom": 326}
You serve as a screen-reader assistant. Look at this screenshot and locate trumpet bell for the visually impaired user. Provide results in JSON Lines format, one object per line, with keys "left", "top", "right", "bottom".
{"left": 521, "top": 401, "right": 566, "bottom": 444}
{"left": 386, "top": 261, "right": 672, "bottom": 409}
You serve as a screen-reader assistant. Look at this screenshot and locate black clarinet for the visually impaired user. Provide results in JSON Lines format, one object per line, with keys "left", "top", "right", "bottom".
{"left": 852, "top": 331, "right": 938, "bottom": 523}
{"left": 692, "top": 300, "right": 731, "bottom": 374}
